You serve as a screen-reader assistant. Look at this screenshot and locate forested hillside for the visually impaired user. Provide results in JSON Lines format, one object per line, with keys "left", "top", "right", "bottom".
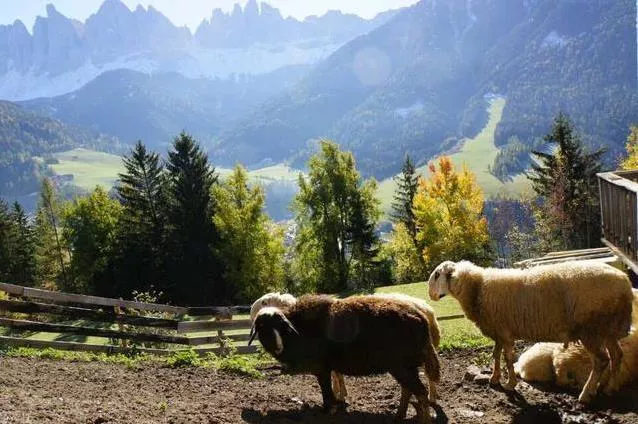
{"left": 480, "top": 0, "right": 638, "bottom": 177}
{"left": 0, "top": 101, "right": 120, "bottom": 195}
{"left": 216, "top": 0, "right": 638, "bottom": 179}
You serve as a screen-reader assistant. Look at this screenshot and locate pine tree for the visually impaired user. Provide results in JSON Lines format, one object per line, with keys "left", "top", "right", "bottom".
{"left": 529, "top": 113, "right": 605, "bottom": 249}
{"left": 0, "top": 199, "right": 15, "bottom": 281}
{"left": 166, "top": 132, "right": 222, "bottom": 305}
{"left": 8, "top": 202, "right": 36, "bottom": 286}
{"left": 114, "top": 141, "right": 168, "bottom": 297}
{"left": 390, "top": 155, "right": 420, "bottom": 238}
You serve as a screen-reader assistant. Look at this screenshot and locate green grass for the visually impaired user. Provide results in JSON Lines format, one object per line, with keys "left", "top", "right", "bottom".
{"left": 378, "top": 97, "right": 532, "bottom": 214}
{"left": 375, "top": 282, "right": 490, "bottom": 351}
{"left": 447, "top": 97, "right": 531, "bottom": 198}
{"left": 48, "top": 148, "right": 124, "bottom": 191}
{"left": 45, "top": 148, "right": 301, "bottom": 192}
{"left": 2, "top": 345, "right": 270, "bottom": 378}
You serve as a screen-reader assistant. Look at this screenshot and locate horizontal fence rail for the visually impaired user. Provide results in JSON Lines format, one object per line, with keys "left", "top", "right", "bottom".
{"left": 0, "top": 283, "right": 466, "bottom": 357}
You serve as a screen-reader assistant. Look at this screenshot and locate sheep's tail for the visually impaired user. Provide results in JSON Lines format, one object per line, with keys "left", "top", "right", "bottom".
{"left": 423, "top": 337, "right": 441, "bottom": 383}
{"left": 422, "top": 308, "right": 441, "bottom": 349}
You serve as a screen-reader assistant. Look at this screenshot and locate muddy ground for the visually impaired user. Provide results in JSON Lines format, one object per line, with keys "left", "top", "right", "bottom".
{"left": 0, "top": 348, "right": 636, "bottom": 424}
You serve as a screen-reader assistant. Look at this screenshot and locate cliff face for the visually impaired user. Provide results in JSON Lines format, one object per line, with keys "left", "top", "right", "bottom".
{"left": 0, "top": 0, "right": 396, "bottom": 100}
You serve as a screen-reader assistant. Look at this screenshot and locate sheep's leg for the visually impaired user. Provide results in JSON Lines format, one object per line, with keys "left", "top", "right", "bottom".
{"left": 427, "top": 378, "right": 438, "bottom": 405}
{"left": 316, "top": 371, "right": 338, "bottom": 414}
{"left": 391, "top": 367, "right": 431, "bottom": 424}
{"left": 337, "top": 373, "right": 348, "bottom": 401}
{"left": 490, "top": 341, "right": 503, "bottom": 385}
{"left": 602, "top": 340, "right": 623, "bottom": 395}
{"left": 503, "top": 341, "right": 518, "bottom": 391}
{"left": 331, "top": 371, "right": 347, "bottom": 402}
{"left": 579, "top": 340, "right": 609, "bottom": 404}
{"left": 397, "top": 386, "right": 411, "bottom": 420}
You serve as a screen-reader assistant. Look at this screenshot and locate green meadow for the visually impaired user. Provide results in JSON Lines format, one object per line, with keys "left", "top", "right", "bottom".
{"left": 378, "top": 97, "right": 532, "bottom": 214}
{"left": 45, "top": 148, "right": 300, "bottom": 192}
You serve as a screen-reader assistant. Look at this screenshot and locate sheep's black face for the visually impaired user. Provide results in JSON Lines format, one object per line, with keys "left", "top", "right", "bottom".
{"left": 249, "top": 308, "right": 299, "bottom": 357}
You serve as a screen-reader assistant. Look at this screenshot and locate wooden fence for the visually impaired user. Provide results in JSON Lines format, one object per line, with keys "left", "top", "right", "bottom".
{"left": 0, "top": 283, "right": 465, "bottom": 357}
{"left": 598, "top": 170, "right": 638, "bottom": 273}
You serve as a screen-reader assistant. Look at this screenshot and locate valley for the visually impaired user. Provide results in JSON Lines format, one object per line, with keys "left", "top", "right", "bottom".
{"left": 1, "top": 0, "right": 637, "bottom": 219}
{"left": 377, "top": 96, "right": 531, "bottom": 213}
{"left": 42, "top": 148, "right": 301, "bottom": 220}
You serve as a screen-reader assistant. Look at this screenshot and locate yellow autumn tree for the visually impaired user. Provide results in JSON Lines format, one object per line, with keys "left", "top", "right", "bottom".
{"left": 413, "top": 156, "right": 491, "bottom": 271}
{"left": 620, "top": 125, "right": 638, "bottom": 170}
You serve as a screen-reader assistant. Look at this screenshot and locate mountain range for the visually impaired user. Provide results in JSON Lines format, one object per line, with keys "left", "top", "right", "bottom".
{"left": 216, "top": 0, "right": 638, "bottom": 177}
{"left": 0, "top": 0, "right": 396, "bottom": 100}
{"left": 1, "top": 0, "right": 637, "bottom": 201}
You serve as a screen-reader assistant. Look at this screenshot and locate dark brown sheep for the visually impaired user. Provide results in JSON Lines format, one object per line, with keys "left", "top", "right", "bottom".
{"left": 249, "top": 294, "right": 440, "bottom": 424}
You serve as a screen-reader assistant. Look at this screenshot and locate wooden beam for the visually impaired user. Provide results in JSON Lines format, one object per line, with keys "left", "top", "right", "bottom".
{"left": 598, "top": 172, "right": 638, "bottom": 194}
{"left": 0, "top": 317, "right": 190, "bottom": 345}
{"left": 187, "top": 306, "right": 251, "bottom": 316}
{"left": 0, "top": 336, "right": 172, "bottom": 356}
{"left": 0, "top": 283, "right": 188, "bottom": 315}
{"left": 187, "top": 333, "right": 251, "bottom": 346}
{"left": 0, "top": 299, "right": 179, "bottom": 329}
{"left": 177, "top": 319, "right": 252, "bottom": 333}
{"left": 602, "top": 238, "right": 638, "bottom": 274}
{"left": 437, "top": 314, "right": 465, "bottom": 322}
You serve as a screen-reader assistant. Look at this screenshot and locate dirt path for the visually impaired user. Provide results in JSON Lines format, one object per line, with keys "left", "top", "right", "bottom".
{"left": 0, "top": 349, "right": 636, "bottom": 424}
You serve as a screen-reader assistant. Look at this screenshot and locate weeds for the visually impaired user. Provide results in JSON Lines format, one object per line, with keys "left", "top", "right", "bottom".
{"left": 165, "top": 349, "right": 202, "bottom": 368}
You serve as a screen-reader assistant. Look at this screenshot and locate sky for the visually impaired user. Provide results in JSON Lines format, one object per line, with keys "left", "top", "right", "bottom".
{"left": 1, "top": 0, "right": 420, "bottom": 32}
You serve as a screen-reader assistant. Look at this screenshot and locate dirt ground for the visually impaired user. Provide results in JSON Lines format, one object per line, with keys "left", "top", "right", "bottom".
{"left": 0, "top": 348, "right": 637, "bottom": 424}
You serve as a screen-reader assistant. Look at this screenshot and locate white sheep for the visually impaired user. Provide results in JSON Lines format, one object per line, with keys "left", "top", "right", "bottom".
{"left": 250, "top": 292, "right": 441, "bottom": 403}
{"left": 427, "top": 260, "right": 633, "bottom": 403}
{"left": 516, "top": 289, "right": 638, "bottom": 392}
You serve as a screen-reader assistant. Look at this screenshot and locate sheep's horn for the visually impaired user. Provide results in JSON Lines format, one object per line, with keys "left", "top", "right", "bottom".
{"left": 283, "top": 316, "right": 299, "bottom": 336}
{"left": 248, "top": 326, "right": 257, "bottom": 346}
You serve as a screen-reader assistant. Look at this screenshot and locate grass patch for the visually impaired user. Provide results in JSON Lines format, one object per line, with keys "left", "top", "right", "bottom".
{"left": 45, "top": 148, "right": 301, "bottom": 192}
{"left": 447, "top": 97, "right": 531, "bottom": 198}
{"left": 212, "top": 351, "right": 269, "bottom": 379}
{"left": 1, "top": 344, "right": 273, "bottom": 378}
{"left": 3, "top": 346, "right": 152, "bottom": 368}
{"left": 48, "top": 148, "right": 124, "bottom": 191}
{"left": 378, "top": 97, "right": 532, "bottom": 215}
{"left": 375, "top": 282, "right": 490, "bottom": 351}
{"left": 165, "top": 349, "right": 202, "bottom": 368}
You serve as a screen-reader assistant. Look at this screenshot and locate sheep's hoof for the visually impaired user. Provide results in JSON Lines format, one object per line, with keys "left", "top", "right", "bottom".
{"left": 503, "top": 380, "right": 517, "bottom": 391}
{"left": 489, "top": 375, "right": 501, "bottom": 386}
{"left": 602, "top": 380, "right": 618, "bottom": 397}
{"left": 577, "top": 391, "right": 593, "bottom": 404}
{"left": 324, "top": 404, "right": 339, "bottom": 415}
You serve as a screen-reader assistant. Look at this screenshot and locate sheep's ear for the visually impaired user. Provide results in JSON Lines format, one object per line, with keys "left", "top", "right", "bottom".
{"left": 248, "top": 325, "right": 257, "bottom": 346}
{"left": 445, "top": 263, "right": 456, "bottom": 281}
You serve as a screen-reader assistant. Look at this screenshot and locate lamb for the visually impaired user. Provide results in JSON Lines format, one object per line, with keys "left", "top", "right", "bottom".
{"left": 248, "top": 294, "right": 441, "bottom": 423}
{"left": 427, "top": 260, "right": 633, "bottom": 403}
{"left": 515, "top": 289, "right": 638, "bottom": 392}
{"left": 249, "top": 292, "right": 441, "bottom": 402}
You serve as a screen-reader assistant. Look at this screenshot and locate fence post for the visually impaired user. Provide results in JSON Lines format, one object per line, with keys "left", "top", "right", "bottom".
{"left": 217, "top": 307, "right": 233, "bottom": 356}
